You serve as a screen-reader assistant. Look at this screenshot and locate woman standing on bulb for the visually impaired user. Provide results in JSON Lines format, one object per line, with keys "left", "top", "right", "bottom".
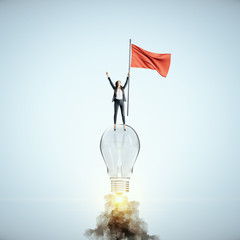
{"left": 106, "top": 71, "right": 130, "bottom": 131}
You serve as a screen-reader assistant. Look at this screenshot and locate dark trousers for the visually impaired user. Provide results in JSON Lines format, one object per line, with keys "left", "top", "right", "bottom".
{"left": 114, "top": 99, "right": 125, "bottom": 124}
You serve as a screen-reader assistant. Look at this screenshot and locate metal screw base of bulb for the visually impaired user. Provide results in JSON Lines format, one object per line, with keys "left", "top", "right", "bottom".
{"left": 111, "top": 178, "right": 129, "bottom": 194}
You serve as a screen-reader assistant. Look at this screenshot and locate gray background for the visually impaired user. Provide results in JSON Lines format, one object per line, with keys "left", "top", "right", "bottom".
{"left": 0, "top": 0, "right": 240, "bottom": 240}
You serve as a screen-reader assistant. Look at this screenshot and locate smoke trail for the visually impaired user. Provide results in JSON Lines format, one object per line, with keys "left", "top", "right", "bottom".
{"left": 85, "top": 194, "right": 160, "bottom": 240}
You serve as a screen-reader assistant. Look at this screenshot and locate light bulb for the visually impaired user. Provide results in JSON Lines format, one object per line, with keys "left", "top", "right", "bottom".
{"left": 100, "top": 124, "right": 140, "bottom": 194}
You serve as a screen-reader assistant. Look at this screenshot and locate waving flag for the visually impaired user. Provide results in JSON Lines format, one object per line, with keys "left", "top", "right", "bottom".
{"left": 131, "top": 44, "right": 171, "bottom": 77}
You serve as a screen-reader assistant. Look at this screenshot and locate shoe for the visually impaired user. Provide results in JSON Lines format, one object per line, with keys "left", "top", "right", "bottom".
{"left": 114, "top": 128, "right": 116, "bottom": 131}
{"left": 124, "top": 128, "right": 126, "bottom": 131}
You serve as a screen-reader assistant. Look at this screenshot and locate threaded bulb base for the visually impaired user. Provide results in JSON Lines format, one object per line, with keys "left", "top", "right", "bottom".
{"left": 111, "top": 178, "right": 129, "bottom": 194}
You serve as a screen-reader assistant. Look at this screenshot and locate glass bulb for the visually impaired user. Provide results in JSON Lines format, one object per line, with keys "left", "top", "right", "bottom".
{"left": 100, "top": 124, "right": 140, "bottom": 194}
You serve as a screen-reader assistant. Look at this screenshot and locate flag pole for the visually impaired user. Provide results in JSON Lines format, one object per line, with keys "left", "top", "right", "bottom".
{"left": 127, "top": 39, "right": 131, "bottom": 116}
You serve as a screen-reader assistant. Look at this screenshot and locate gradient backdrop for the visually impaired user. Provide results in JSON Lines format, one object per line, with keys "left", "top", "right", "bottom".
{"left": 0, "top": 0, "right": 240, "bottom": 240}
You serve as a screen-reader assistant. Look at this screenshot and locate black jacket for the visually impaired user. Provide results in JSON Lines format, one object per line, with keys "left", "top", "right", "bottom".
{"left": 108, "top": 76, "right": 129, "bottom": 102}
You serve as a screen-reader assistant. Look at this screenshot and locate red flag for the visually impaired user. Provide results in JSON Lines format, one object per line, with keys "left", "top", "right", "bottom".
{"left": 131, "top": 44, "right": 171, "bottom": 77}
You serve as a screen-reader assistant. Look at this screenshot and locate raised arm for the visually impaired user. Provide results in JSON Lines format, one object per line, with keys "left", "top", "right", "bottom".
{"left": 123, "top": 72, "right": 130, "bottom": 89}
{"left": 106, "top": 72, "right": 114, "bottom": 89}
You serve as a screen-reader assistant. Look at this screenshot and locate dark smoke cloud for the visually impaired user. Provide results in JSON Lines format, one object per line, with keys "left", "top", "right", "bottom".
{"left": 85, "top": 194, "right": 160, "bottom": 240}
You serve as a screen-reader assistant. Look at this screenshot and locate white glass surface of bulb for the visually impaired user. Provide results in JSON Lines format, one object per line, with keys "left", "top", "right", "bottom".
{"left": 100, "top": 124, "right": 140, "bottom": 194}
